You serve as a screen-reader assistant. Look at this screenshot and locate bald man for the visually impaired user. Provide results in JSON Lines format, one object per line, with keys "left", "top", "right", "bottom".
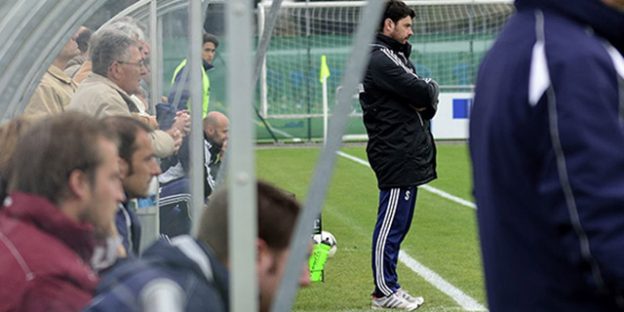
{"left": 196, "top": 111, "right": 229, "bottom": 196}
{"left": 158, "top": 112, "right": 229, "bottom": 237}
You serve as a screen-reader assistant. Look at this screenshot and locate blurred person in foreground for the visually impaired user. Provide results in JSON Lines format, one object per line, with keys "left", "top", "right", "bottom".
{"left": 85, "top": 180, "right": 310, "bottom": 312}
{"left": 0, "top": 112, "right": 125, "bottom": 311}
{"left": 470, "top": 0, "right": 624, "bottom": 310}
{"left": 0, "top": 118, "right": 33, "bottom": 204}
{"left": 359, "top": 0, "right": 439, "bottom": 310}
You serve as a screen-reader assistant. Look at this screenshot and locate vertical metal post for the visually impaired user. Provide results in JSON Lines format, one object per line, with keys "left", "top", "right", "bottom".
{"left": 227, "top": 0, "right": 257, "bottom": 311}
{"left": 149, "top": 0, "right": 159, "bottom": 112}
{"left": 157, "top": 17, "right": 164, "bottom": 103}
{"left": 305, "top": 0, "right": 312, "bottom": 141}
{"left": 189, "top": 0, "right": 204, "bottom": 235}
{"left": 258, "top": 4, "right": 268, "bottom": 116}
{"left": 270, "top": 0, "right": 386, "bottom": 311}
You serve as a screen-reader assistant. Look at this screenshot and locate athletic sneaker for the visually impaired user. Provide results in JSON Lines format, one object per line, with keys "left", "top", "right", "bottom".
{"left": 372, "top": 291, "right": 424, "bottom": 310}
{"left": 396, "top": 288, "right": 425, "bottom": 306}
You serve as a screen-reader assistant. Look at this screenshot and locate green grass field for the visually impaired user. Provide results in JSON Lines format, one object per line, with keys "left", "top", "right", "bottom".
{"left": 256, "top": 143, "right": 485, "bottom": 311}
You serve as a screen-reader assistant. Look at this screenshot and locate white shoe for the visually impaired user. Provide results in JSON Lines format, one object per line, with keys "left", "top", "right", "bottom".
{"left": 372, "top": 291, "right": 424, "bottom": 310}
{"left": 396, "top": 289, "right": 424, "bottom": 306}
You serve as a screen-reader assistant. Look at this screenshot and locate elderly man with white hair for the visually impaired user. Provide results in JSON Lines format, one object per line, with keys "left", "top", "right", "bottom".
{"left": 68, "top": 29, "right": 181, "bottom": 158}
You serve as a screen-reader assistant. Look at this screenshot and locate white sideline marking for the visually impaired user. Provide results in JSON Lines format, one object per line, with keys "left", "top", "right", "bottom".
{"left": 399, "top": 251, "right": 487, "bottom": 312}
{"left": 337, "top": 151, "right": 486, "bottom": 311}
{"left": 336, "top": 151, "right": 476, "bottom": 209}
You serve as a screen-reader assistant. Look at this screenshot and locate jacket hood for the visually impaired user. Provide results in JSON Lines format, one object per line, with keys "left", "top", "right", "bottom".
{"left": 515, "top": 0, "right": 624, "bottom": 52}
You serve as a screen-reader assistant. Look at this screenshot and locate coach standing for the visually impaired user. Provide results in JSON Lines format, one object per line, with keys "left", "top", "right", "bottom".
{"left": 359, "top": 0, "right": 439, "bottom": 310}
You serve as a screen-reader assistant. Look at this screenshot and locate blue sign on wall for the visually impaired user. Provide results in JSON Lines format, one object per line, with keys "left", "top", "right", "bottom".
{"left": 453, "top": 98, "right": 472, "bottom": 119}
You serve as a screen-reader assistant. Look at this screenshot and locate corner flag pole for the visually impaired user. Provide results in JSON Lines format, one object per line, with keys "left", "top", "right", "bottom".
{"left": 320, "top": 54, "right": 331, "bottom": 143}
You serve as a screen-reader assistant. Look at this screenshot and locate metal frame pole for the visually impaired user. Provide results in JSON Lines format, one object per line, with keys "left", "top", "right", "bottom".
{"left": 189, "top": 0, "right": 205, "bottom": 235}
{"left": 149, "top": 0, "right": 160, "bottom": 112}
{"left": 227, "top": 0, "right": 257, "bottom": 311}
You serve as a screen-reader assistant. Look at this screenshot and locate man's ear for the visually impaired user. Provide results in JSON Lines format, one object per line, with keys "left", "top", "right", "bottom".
{"left": 67, "top": 169, "right": 90, "bottom": 200}
{"left": 108, "top": 62, "right": 121, "bottom": 81}
{"left": 118, "top": 158, "right": 129, "bottom": 179}
{"left": 384, "top": 18, "right": 394, "bottom": 32}
{"left": 257, "top": 238, "right": 273, "bottom": 275}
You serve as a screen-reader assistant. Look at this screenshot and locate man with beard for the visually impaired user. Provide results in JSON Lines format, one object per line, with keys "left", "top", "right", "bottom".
{"left": 359, "top": 0, "right": 439, "bottom": 310}
{"left": 0, "top": 112, "right": 125, "bottom": 311}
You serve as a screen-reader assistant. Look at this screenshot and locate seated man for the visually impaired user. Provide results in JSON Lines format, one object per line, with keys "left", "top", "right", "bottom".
{"left": 0, "top": 112, "right": 125, "bottom": 311}
{"left": 67, "top": 30, "right": 180, "bottom": 158}
{"left": 21, "top": 30, "right": 80, "bottom": 119}
{"left": 158, "top": 111, "right": 229, "bottom": 237}
{"left": 85, "top": 180, "right": 310, "bottom": 311}
{"left": 102, "top": 116, "right": 161, "bottom": 257}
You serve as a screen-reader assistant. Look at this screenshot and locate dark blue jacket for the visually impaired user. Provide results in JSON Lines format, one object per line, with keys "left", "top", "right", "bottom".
{"left": 85, "top": 236, "right": 229, "bottom": 312}
{"left": 115, "top": 201, "right": 142, "bottom": 257}
{"left": 470, "top": 0, "right": 624, "bottom": 311}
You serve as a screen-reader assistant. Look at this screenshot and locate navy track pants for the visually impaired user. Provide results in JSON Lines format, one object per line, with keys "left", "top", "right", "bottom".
{"left": 372, "top": 186, "right": 417, "bottom": 297}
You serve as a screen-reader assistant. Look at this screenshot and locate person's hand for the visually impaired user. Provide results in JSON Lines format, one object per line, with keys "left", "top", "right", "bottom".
{"left": 172, "top": 110, "right": 191, "bottom": 136}
{"left": 427, "top": 79, "right": 440, "bottom": 107}
{"left": 167, "top": 128, "right": 183, "bottom": 153}
{"left": 134, "top": 113, "right": 159, "bottom": 129}
{"left": 219, "top": 139, "right": 228, "bottom": 159}
{"left": 145, "top": 115, "right": 159, "bottom": 129}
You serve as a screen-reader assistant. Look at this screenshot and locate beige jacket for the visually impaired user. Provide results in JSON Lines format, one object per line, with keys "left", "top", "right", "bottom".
{"left": 68, "top": 73, "right": 175, "bottom": 157}
{"left": 22, "top": 65, "right": 77, "bottom": 120}
{"left": 72, "top": 59, "right": 92, "bottom": 85}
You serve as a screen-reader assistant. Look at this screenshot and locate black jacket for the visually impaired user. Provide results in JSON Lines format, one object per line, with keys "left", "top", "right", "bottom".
{"left": 359, "top": 34, "right": 438, "bottom": 188}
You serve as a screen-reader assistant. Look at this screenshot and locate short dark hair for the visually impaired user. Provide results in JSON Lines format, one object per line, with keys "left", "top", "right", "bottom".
{"left": 101, "top": 116, "right": 152, "bottom": 172}
{"left": 379, "top": 0, "right": 415, "bottom": 32}
{"left": 197, "top": 180, "right": 301, "bottom": 263}
{"left": 76, "top": 28, "right": 92, "bottom": 54}
{"left": 8, "top": 112, "right": 117, "bottom": 205}
{"left": 203, "top": 33, "right": 219, "bottom": 48}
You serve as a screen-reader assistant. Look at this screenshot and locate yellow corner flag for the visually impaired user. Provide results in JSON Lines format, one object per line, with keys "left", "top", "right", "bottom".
{"left": 319, "top": 54, "right": 331, "bottom": 83}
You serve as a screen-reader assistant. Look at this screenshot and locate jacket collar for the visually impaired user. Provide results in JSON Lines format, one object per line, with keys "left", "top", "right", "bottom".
{"left": 86, "top": 73, "right": 133, "bottom": 99}
{"left": 2, "top": 192, "right": 96, "bottom": 262}
{"left": 203, "top": 60, "right": 214, "bottom": 71}
{"left": 85, "top": 73, "right": 139, "bottom": 113}
{"left": 375, "top": 33, "right": 413, "bottom": 58}
{"left": 47, "top": 64, "right": 74, "bottom": 85}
